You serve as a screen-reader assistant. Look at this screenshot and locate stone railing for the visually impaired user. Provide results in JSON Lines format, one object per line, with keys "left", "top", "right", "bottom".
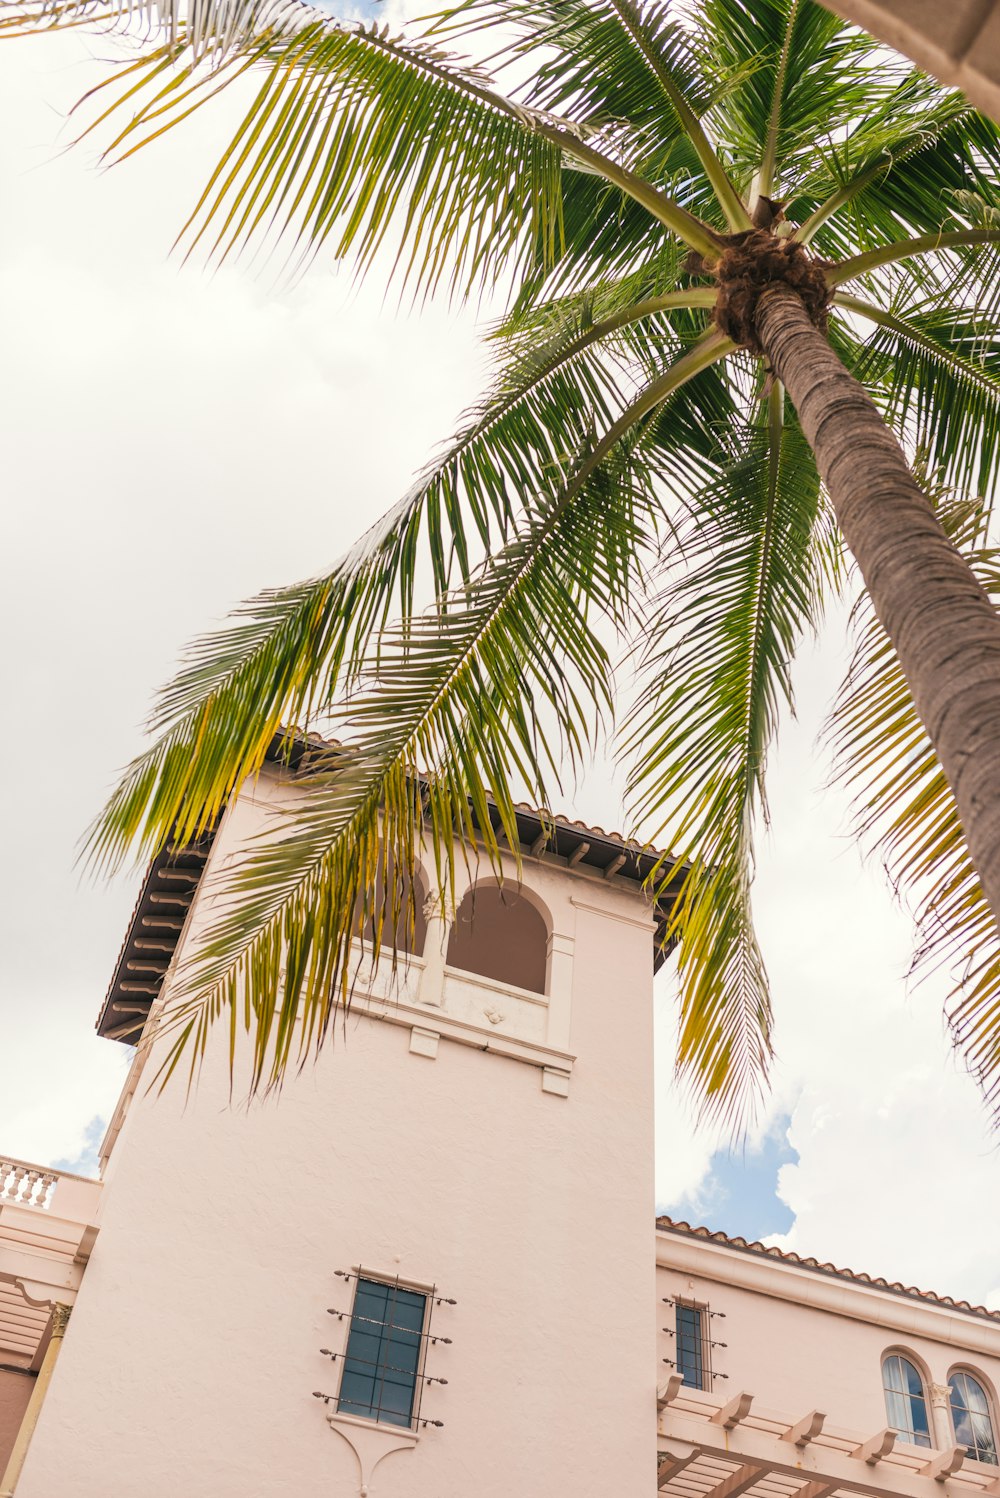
{"left": 0, "top": 1160, "right": 59, "bottom": 1211}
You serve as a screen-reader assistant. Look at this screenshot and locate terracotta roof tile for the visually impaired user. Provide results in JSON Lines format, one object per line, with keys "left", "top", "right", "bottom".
{"left": 656, "top": 1215, "right": 1000, "bottom": 1324}
{"left": 279, "top": 731, "right": 675, "bottom": 864}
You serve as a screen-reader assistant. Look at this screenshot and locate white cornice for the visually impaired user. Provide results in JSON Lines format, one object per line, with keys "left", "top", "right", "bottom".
{"left": 656, "top": 1230, "right": 1000, "bottom": 1357}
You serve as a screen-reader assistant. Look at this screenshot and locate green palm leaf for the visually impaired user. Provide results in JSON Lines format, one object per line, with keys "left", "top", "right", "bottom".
{"left": 834, "top": 293, "right": 1000, "bottom": 502}
{"left": 827, "top": 487, "right": 1000, "bottom": 1120}
{"left": 623, "top": 385, "right": 837, "bottom": 1127}
{"left": 152, "top": 335, "right": 731, "bottom": 1092}
{"left": 89, "top": 289, "right": 720, "bottom": 875}
{"left": 695, "top": 0, "right": 876, "bottom": 196}
{"left": 13, "top": 0, "right": 1000, "bottom": 1121}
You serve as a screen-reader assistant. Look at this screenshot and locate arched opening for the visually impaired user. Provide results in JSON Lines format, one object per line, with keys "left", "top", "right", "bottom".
{"left": 354, "top": 857, "right": 428, "bottom": 958}
{"left": 949, "top": 1369, "right": 998, "bottom": 1465}
{"left": 446, "top": 882, "right": 548, "bottom": 995}
{"left": 882, "top": 1353, "right": 932, "bottom": 1448}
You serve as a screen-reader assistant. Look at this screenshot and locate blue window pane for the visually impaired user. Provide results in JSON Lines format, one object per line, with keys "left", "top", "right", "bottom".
{"left": 676, "top": 1305, "right": 705, "bottom": 1390}
{"left": 337, "top": 1277, "right": 427, "bottom": 1428}
{"left": 883, "top": 1357, "right": 932, "bottom": 1448}
{"left": 950, "top": 1373, "right": 998, "bottom": 1464}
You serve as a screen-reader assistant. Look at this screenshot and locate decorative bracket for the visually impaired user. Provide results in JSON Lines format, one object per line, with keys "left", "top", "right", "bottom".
{"left": 782, "top": 1410, "right": 826, "bottom": 1448}
{"left": 851, "top": 1428, "right": 896, "bottom": 1465}
{"left": 322, "top": 1409, "right": 418, "bottom": 1496}
{"left": 920, "top": 1446, "right": 965, "bottom": 1483}
{"left": 657, "top": 1373, "right": 684, "bottom": 1410}
{"left": 711, "top": 1392, "right": 753, "bottom": 1429}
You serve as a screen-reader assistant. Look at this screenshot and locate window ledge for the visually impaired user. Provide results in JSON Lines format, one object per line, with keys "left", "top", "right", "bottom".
{"left": 325, "top": 1409, "right": 419, "bottom": 1441}
{"left": 353, "top": 985, "right": 575, "bottom": 1077}
{"left": 442, "top": 965, "right": 548, "bottom": 1006}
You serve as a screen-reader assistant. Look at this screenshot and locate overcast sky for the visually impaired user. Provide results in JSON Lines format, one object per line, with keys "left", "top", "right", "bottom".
{"left": 2, "top": 23, "right": 998, "bottom": 1310}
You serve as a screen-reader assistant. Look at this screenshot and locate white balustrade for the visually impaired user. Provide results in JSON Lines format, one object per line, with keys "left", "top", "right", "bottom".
{"left": 0, "top": 1158, "right": 58, "bottom": 1210}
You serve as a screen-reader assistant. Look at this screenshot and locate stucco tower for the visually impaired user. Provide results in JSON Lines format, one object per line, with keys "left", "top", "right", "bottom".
{"left": 12, "top": 758, "right": 671, "bottom": 1498}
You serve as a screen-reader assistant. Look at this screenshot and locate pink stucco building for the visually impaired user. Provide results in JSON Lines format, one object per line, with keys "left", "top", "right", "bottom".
{"left": 2, "top": 756, "right": 998, "bottom": 1497}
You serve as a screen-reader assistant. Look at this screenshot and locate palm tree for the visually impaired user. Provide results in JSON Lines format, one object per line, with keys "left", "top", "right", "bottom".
{"left": 7, "top": 0, "right": 1000, "bottom": 1123}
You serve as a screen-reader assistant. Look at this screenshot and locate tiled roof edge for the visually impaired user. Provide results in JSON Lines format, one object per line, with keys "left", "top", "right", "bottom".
{"left": 656, "top": 1215, "right": 1000, "bottom": 1324}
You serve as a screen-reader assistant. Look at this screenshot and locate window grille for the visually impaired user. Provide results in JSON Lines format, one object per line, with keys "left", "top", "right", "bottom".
{"left": 314, "top": 1270, "right": 453, "bottom": 1430}
{"left": 661, "top": 1297, "right": 726, "bottom": 1390}
{"left": 676, "top": 1303, "right": 705, "bottom": 1388}
{"left": 337, "top": 1277, "right": 428, "bottom": 1428}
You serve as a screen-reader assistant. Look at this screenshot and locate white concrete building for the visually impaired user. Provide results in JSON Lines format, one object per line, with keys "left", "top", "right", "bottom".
{"left": 2, "top": 754, "right": 998, "bottom": 1497}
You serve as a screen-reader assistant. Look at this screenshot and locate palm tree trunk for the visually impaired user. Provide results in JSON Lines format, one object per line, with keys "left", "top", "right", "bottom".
{"left": 755, "top": 282, "right": 1000, "bottom": 931}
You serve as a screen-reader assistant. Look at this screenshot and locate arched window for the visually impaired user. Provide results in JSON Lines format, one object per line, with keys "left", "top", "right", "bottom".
{"left": 354, "top": 858, "right": 428, "bottom": 958}
{"left": 446, "top": 883, "right": 548, "bottom": 995}
{"left": 949, "top": 1371, "right": 998, "bottom": 1465}
{"left": 882, "top": 1355, "right": 932, "bottom": 1448}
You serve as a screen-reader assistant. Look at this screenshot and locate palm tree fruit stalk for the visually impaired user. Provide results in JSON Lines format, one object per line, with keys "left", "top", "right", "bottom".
{"left": 693, "top": 230, "right": 833, "bottom": 354}
{"left": 756, "top": 280, "right": 1000, "bottom": 933}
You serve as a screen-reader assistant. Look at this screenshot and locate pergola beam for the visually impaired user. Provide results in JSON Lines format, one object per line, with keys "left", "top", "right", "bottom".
{"left": 660, "top": 1409, "right": 977, "bottom": 1498}
{"left": 818, "top": 2, "right": 1000, "bottom": 126}
{"left": 698, "top": 1462, "right": 768, "bottom": 1498}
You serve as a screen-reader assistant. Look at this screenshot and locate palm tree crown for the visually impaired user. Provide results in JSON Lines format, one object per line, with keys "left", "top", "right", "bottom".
{"left": 7, "top": 0, "right": 1000, "bottom": 1124}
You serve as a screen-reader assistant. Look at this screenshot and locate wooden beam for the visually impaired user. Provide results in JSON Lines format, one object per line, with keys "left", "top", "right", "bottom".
{"left": 783, "top": 1411, "right": 826, "bottom": 1448}
{"left": 711, "top": 1392, "right": 753, "bottom": 1430}
{"left": 133, "top": 941, "right": 174, "bottom": 953}
{"left": 657, "top": 1374, "right": 684, "bottom": 1410}
{"left": 148, "top": 893, "right": 191, "bottom": 908}
{"left": 156, "top": 868, "right": 200, "bottom": 883}
{"left": 699, "top": 1463, "right": 767, "bottom": 1498}
{"left": 603, "top": 853, "right": 627, "bottom": 879}
{"left": 794, "top": 1484, "right": 835, "bottom": 1498}
{"left": 566, "top": 842, "right": 590, "bottom": 868}
{"left": 140, "top": 917, "right": 183, "bottom": 931}
{"left": 851, "top": 1429, "right": 896, "bottom": 1465}
{"left": 660, "top": 1408, "right": 973, "bottom": 1498}
{"left": 530, "top": 833, "right": 547, "bottom": 858}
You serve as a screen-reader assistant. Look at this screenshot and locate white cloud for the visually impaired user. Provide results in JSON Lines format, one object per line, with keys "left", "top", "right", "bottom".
{"left": 3, "top": 28, "right": 1000, "bottom": 1313}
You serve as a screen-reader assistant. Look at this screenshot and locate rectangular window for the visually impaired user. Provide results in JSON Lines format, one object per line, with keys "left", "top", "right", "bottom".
{"left": 337, "top": 1277, "right": 427, "bottom": 1428}
{"left": 675, "top": 1302, "right": 706, "bottom": 1390}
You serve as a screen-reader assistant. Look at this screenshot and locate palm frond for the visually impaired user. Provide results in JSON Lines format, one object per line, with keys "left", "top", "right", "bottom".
{"left": 7, "top": 0, "right": 723, "bottom": 281}
{"left": 692, "top": 0, "right": 880, "bottom": 195}
{"left": 834, "top": 291, "right": 1000, "bottom": 502}
{"left": 800, "top": 91, "right": 1000, "bottom": 261}
{"left": 622, "top": 384, "right": 837, "bottom": 1128}
{"left": 455, "top": 0, "right": 750, "bottom": 230}
{"left": 152, "top": 335, "right": 732, "bottom": 1091}
{"left": 826, "top": 486, "right": 1000, "bottom": 1120}
{"left": 89, "top": 298, "right": 722, "bottom": 876}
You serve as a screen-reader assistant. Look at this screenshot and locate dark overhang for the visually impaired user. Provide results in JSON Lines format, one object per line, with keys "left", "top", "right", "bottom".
{"left": 95, "top": 834, "right": 215, "bottom": 1042}
{"left": 96, "top": 737, "right": 682, "bottom": 1042}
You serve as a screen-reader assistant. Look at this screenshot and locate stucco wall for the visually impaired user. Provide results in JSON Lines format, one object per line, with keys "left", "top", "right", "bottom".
{"left": 657, "top": 1235, "right": 1000, "bottom": 1450}
{"left": 17, "top": 775, "right": 659, "bottom": 1498}
{"left": 0, "top": 1368, "right": 33, "bottom": 1474}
